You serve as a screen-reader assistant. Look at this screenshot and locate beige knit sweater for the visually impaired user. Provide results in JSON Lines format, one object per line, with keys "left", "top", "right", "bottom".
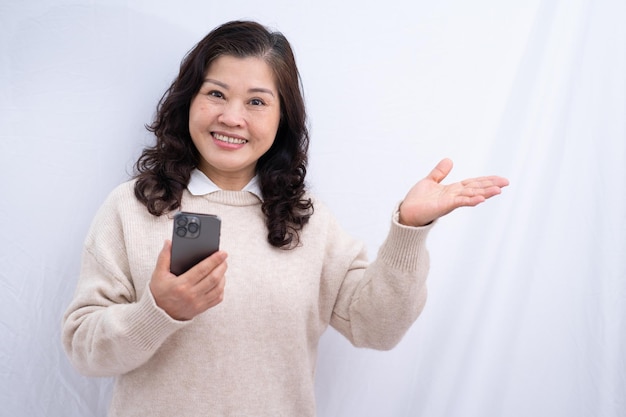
{"left": 62, "top": 180, "right": 432, "bottom": 417}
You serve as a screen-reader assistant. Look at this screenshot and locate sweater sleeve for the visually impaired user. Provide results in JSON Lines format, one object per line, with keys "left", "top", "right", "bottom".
{"left": 61, "top": 186, "right": 189, "bottom": 377}
{"left": 328, "top": 207, "right": 433, "bottom": 350}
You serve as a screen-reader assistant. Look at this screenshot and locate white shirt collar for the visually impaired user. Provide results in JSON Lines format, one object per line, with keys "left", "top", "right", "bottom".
{"left": 187, "top": 169, "right": 263, "bottom": 200}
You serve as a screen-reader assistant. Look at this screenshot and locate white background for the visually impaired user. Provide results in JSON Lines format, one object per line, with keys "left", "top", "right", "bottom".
{"left": 1, "top": 0, "right": 624, "bottom": 416}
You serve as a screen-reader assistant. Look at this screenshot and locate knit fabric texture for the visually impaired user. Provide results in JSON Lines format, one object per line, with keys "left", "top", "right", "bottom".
{"left": 62, "top": 180, "right": 432, "bottom": 417}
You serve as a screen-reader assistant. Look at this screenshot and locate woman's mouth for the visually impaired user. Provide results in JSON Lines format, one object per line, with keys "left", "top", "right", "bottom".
{"left": 212, "top": 133, "right": 248, "bottom": 145}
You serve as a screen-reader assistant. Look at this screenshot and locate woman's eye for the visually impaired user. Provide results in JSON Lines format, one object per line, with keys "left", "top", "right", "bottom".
{"left": 208, "top": 90, "right": 224, "bottom": 99}
{"left": 249, "top": 98, "right": 264, "bottom": 106}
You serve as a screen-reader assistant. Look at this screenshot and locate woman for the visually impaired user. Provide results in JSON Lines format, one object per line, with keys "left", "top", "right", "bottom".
{"left": 62, "top": 20, "right": 508, "bottom": 417}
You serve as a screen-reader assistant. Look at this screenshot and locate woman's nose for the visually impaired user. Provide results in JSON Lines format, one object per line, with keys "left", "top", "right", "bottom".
{"left": 217, "top": 101, "right": 245, "bottom": 127}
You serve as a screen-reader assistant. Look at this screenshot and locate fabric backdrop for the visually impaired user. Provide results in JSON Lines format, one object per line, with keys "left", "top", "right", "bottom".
{"left": 1, "top": 0, "right": 624, "bottom": 416}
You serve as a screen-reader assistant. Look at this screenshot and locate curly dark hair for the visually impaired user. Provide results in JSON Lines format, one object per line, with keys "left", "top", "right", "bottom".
{"left": 134, "top": 20, "right": 313, "bottom": 248}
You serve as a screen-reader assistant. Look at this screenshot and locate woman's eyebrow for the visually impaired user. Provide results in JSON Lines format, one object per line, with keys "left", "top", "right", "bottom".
{"left": 248, "top": 87, "right": 275, "bottom": 97}
{"left": 204, "top": 78, "right": 228, "bottom": 89}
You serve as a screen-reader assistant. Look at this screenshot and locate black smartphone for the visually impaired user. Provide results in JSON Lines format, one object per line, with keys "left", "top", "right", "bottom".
{"left": 170, "top": 212, "right": 221, "bottom": 276}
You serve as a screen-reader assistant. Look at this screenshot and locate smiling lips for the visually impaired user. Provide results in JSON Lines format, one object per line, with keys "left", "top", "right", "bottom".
{"left": 213, "top": 132, "right": 248, "bottom": 145}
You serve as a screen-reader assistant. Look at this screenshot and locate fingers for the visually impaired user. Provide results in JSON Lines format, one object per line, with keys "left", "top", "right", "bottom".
{"left": 202, "top": 271, "right": 227, "bottom": 309}
{"left": 189, "top": 254, "right": 228, "bottom": 297}
{"left": 452, "top": 175, "right": 508, "bottom": 208}
{"left": 183, "top": 255, "right": 228, "bottom": 313}
{"left": 461, "top": 175, "right": 510, "bottom": 188}
{"left": 175, "top": 269, "right": 227, "bottom": 315}
{"left": 184, "top": 250, "right": 228, "bottom": 286}
{"left": 460, "top": 176, "right": 508, "bottom": 199}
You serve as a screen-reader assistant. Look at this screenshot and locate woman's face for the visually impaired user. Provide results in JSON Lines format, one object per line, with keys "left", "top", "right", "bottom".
{"left": 189, "top": 55, "right": 281, "bottom": 190}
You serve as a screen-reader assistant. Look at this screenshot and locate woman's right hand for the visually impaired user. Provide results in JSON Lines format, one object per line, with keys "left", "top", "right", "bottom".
{"left": 149, "top": 240, "right": 228, "bottom": 321}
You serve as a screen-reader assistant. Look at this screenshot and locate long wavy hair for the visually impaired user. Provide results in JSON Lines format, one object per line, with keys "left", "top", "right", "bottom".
{"left": 134, "top": 20, "right": 313, "bottom": 248}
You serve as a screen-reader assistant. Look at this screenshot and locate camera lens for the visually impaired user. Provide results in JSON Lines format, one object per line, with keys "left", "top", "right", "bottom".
{"left": 176, "top": 216, "right": 188, "bottom": 227}
{"left": 187, "top": 223, "right": 199, "bottom": 233}
{"left": 175, "top": 227, "right": 187, "bottom": 237}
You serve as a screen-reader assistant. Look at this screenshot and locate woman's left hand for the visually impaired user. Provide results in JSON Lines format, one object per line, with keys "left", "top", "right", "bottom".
{"left": 399, "top": 158, "right": 509, "bottom": 227}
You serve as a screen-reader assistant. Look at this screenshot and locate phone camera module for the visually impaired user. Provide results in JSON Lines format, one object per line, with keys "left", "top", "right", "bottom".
{"left": 174, "top": 213, "right": 201, "bottom": 239}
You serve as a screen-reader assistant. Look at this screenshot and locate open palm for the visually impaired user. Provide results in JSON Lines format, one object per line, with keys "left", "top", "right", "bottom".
{"left": 399, "top": 158, "right": 509, "bottom": 227}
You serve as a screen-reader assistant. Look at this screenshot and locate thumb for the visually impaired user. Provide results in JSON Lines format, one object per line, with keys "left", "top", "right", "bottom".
{"left": 155, "top": 240, "right": 172, "bottom": 272}
{"left": 427, "top": 158, "right": 453, "bottom": 183}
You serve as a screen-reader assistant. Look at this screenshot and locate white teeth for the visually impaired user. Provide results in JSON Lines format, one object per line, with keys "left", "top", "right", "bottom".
{"left": 213, "top": 133, "right": 247, "bottom": 144}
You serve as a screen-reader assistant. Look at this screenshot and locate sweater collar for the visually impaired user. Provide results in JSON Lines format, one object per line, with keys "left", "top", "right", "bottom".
{"left": 187, "top": 169, "right": 263, "bottom": 201}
